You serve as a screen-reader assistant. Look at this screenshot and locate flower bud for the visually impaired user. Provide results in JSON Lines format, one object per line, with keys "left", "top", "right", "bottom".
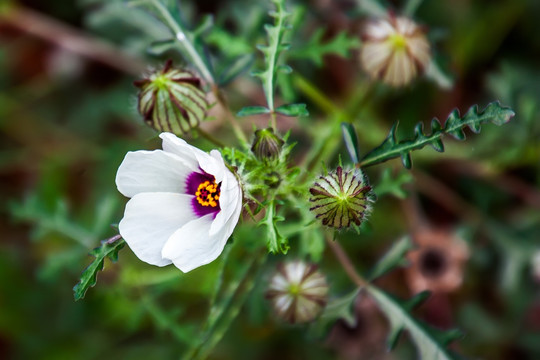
{"left": 135, "top": 60, "right": 209, "bottom": 134}
{"left": 266, "top": 261, "right": 328, "bottom": 324}
{"left": 251, "top": 128, "right": 284, "bottom": 161}
{"left": 360, "top": 15, "right": 431, "bottom": 87}
{"left": 309, "top": 166, "right": 373, "bottom": 229}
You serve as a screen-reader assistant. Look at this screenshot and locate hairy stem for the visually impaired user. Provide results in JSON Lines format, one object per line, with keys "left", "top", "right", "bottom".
{"left": 139, "top": 0, "right": 215, "bottom": 84}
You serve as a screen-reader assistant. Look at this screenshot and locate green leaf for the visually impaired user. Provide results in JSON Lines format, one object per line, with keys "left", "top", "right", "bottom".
{"left": 308, "top": 288, "right": 360, "bottom": 338}
{"left": 237, "top": 106, "right": 271, "bottom": 117}
{"left": 218, "top": 54, "right": 255, "bottom": 86}
{"left": 288, "top": 29, "right": 360, "bottom": 66}
{"left": 275, "top": 103, "right": 309, "bottom": 117}
{"left": 368, "top": 236, "right": 413, "bottom": 281}
{"left": 374, "top": 168, "right": 414, "bottom": 199}
{"left": 259, "top": 200, "right": 289, "bottom": 254}
{"left": 358, "top": 102, "right": 515, "bottom": 169}
{"left": 367, "top": 285, "right": 464, "bottom": 359}
{"left": 73, "top": 237, "right": 125, "bottom": 301}
{"left": 251, "top": 0, "right": 292, "bottom": 110}
{"left": 341, "top": 122, "right": 361, "bottom": 163}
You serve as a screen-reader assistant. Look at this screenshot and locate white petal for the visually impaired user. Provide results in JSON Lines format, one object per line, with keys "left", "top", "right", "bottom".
{"left": 160, "top": 132, "right": 225, "bottom": 181}
{"left": 159, "top": 132, "right": 209, "bottom": 169}
{"left": 116, "top": 150, "right": 195, "bottom": 198}
{"left": 161, "top": 214, "right": 229, "bottom": 272}
{"left": 361, "top": 42, "right": 393, "bottom": 76}
{"left": 210, "top": 167, "right": 241, "bottom": 235}
{"left": 119, "top": 192, "right": 198, "bottom": 266}
{"left": 365, "top": 19, "right": 395, "bottom": 39}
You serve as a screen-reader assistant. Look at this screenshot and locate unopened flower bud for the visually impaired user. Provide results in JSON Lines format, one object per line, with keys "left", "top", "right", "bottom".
{"left": 266, "top": 261, "right": 328, "bottom": 324}
{"left": 309, "top": 166, "right": 373, "bottom": 229}
{"left": 251, "top": 128, "right": 284, "bottom": 161}
{"left": 360, "top": 16, "right": 431, "bottom": 87}
{"left": 135, "top": 60, "right": 209, "bottom": 134}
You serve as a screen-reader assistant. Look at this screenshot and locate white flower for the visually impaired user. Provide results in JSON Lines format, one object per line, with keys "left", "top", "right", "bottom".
{"left": 115, "top": 132, "right": 242, "bottom": 272}
{"left": 360, "top": 15, "right": 431, "bottom": 87}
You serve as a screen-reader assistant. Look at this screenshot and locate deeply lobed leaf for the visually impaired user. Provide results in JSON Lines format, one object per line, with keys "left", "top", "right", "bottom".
{"left": 73, "top": 238, "right": 125, "bottom": 301}
{"left": 358, "top": 102, "right": 515, "bottom": 169}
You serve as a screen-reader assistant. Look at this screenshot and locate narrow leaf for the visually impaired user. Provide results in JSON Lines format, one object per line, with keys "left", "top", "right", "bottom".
{"left": 237, "top": 106, "right": 271, "bottom": 117}
{"left": 367, "top": 285, "right": 464, "bottom": 360}
{"left": 341, "top": 122, "right": 360, "bottom": 163}
{"left": 308, "top": 288, "right": 360, "bottom": 338}
{"left": 368, "top": 236, "right": 413, "bottom": 280}
{"left": 275, "top": 103, "right": 309, "bottom": 117}
{"left": 73, "top": 237, "right": 125, "bottom": 301}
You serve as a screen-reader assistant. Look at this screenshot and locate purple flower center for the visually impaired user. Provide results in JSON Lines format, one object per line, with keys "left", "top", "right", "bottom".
{"left": 186, "top": 170, "right": 221, "bottom": 218}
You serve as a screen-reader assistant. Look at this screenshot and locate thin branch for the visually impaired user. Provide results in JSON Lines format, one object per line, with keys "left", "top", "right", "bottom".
{"left": 325, "top": 235, "right": 368, "bottom": 287}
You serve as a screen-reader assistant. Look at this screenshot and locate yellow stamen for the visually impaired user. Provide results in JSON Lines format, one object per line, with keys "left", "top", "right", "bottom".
{"left": 195, "top": 180, "right": 220, "bottom": 207}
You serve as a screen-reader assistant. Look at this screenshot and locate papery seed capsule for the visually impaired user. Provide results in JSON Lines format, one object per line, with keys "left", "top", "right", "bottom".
{"left": 360, "top": 15, "right": 431, "bottom": 87}
{"left": 309, "top": 166, "right": 374, "bottom": 229}
{"left": 266, "top": 261, "right": 328, "bottom": 324}
{"left": 251, "top": 128, "right": 284, "bottom": 161}
{"left": 135, "top": 60, "right": 209, "bottom": 135}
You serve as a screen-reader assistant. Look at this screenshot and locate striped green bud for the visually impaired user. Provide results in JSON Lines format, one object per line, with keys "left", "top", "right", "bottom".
{"left": 135, "top": 60, "right": 208, "bottom": 135}
{"left": 309, "top": 166, "right": 374, "bottom": 229}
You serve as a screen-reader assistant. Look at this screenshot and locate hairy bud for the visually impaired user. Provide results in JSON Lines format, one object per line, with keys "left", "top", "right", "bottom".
{"left": 309, "top": 166, "right": 374, "bottom": 229}
{"left": 251, "top": 128, "right": 284, "bottom": 161}
{"left": 266, "top": 261, "right": 328, "bottom": 324}
{"left": 135, "top": 60, "right": 209, "bottom": 134}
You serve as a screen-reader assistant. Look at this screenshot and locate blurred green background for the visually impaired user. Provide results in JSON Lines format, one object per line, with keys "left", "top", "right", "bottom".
{"left": 1, "top": 0, "right": 539, "bottom": 359}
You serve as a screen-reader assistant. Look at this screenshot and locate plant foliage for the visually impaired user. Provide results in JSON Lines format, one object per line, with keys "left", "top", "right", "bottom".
{"left": 367, "top": 286, "right": 464, "bottom": 360}
{"left": 358, "top": 102, "right": 515, "bottom": 169}
{"left": 73, "top": 237, "right": 125, "bottom": 301}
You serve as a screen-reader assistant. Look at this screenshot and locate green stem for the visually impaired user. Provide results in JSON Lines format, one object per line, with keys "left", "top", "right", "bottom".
{"left": 140, "top": 0, "right": 215, "bottom": 84}
{"left": 263, "top": 2, "right": 288, "bottom": 111}
{"left": 183, "top": 247, "right": 267, "bottom": 360}
{"left": 269, "top": 112, "right": 277, "bottom": 130}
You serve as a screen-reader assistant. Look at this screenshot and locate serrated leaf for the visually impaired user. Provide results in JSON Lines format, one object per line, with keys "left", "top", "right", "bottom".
{"left": 275, "top": 103, "right": 309, "bottom": 117}
{"left": 289, "top": 29, "right": 361, "bottom": 66}
{"left": 73, "top": 238, "right": 125, "bottom": 301}
{"left": 341, "top": 122, "right": 360, "bottom": 163}
{"left": 368, "top": 236, "right": 413, "bottom": 280}
{"left": 358, "top": 102, "right": 515, "bottom": 169}
{"left": 308, "top": 288, "right": 360, "bottom": 338}
{"left": 237, "top": 106, "right": 271, "bottom": 117}
{"left": 367, "top": 285, "right": 464, "bottom": 359}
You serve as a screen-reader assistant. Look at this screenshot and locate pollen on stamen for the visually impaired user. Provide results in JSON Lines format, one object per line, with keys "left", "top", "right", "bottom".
{"left": 195, "top": 180, "right": 220, "bottom": 208}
